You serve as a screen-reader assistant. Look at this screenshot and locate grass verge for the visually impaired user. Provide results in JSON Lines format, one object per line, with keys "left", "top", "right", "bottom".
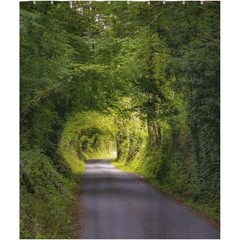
{"left": 70, "top": 176, "right": 86, "bottom": 239}
{"left": 110, "top": 159, "right": 220, "bottom": 231}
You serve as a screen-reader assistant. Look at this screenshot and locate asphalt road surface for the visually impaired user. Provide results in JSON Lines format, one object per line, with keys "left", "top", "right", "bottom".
{"left": 78, "top": 159, "right": 220, "bottom": 239}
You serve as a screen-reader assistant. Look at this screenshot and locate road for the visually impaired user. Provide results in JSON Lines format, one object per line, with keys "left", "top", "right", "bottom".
{"left": 78, "top": 159, "right": 220, "bottom": 239}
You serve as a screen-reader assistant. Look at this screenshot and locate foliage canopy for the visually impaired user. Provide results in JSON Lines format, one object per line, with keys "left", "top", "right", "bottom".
{"left": 20, "top": 1, "right": 220, "bottom": 237}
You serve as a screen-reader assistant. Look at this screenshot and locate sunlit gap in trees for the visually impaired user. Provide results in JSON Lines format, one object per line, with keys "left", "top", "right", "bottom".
{"left": 85, "top": 161, "right": 122, "bottom": 175}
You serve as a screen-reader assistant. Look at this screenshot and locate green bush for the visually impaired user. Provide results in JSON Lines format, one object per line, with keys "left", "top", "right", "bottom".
{"left": 20, "top": 149, "right": 77, "bottom": 239}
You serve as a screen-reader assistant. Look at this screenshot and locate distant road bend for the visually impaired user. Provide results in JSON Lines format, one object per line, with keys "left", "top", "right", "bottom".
{"left": 78, "top": 159, "right": 220, "bottom": 239}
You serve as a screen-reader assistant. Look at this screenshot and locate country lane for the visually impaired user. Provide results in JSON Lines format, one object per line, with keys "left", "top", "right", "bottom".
{"left": 77, "top": 159, "right": 220, "bottom": 239}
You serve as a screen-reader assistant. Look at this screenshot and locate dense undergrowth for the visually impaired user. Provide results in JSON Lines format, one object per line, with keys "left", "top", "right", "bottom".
{"left": 20, "top": 111, "right": 116, "bottom": 239}
{"left": 111, "top": 114, "right": 220, "bottom": 222}
{"left": 20, "top": 150, "right": 78, "bottom": 239}
{"left": 111, "top": 88, "right": 219, "bottom": 223}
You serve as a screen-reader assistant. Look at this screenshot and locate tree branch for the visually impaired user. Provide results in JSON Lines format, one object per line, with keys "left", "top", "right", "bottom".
{"left": 204, "top": 1, "right": 220, "bottom": 6}
{"left": 210, "top": 9, "right": 219, "bottom": 16}
{"left": 120, "top": 1, "right": 162, "bottom": 23}
{"left": 170, "top": 56, "right": 215, "bottom": 62}
{"left": 21, "top": 81, "right": 65, "bottom": 115}
{"left": 185, "top": 12, "right": 219, "bottom": 47}
{"left": 193, "top": 14, "right": 220, "bottom": 47}
{"left": 119, "top": 2, "right": 177, "bottom": 39}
